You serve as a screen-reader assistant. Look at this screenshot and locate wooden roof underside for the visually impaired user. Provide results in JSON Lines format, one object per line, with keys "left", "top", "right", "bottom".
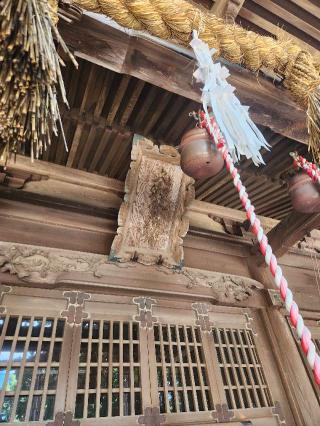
{"left": 198, "top": 0, "right": 320, "bottom": 54}
{"left": 32, "top": 3, "right": 320, "bottom": 221}
{"left": 43, "top": 57, "right": 308, "bottom": 221}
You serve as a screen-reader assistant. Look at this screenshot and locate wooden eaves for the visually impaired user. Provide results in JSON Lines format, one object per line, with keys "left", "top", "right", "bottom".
{"left": 58, "top": 12, "right": 308, "bottom": 144}
{"left": 57, "top": 12, "right": 320, "bottom": 260}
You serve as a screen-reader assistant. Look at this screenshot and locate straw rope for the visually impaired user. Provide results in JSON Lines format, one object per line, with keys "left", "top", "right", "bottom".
{"left": 72, "top": 0, "right": 320, "bottom": 161}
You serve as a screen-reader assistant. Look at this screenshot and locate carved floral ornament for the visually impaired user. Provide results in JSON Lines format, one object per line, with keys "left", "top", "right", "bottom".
{"left": 0, "top": 242, "right": 262, "bottom": 304}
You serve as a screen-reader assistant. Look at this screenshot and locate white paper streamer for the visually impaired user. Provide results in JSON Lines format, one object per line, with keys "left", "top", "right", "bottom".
{"left": 190, "top": 31, "right": 270, "bottom": 166}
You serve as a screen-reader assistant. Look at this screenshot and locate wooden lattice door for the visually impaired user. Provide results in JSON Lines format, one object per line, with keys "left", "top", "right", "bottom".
{"left": 0, "top": 287, "right": 296, "bottom": 425}
{"left": 0, "top": 287, "right": 73, "bottom": 425}
{"left": 147, "top": 300, "right": 296, "bottom": 425}
{"left": 63, "top": 293, "right": 152, "bottom": 426}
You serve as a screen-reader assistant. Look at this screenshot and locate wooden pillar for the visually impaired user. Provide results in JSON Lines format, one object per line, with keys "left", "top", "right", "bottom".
{"left": 261, "top": 308, "right": 320, "bottom": 425}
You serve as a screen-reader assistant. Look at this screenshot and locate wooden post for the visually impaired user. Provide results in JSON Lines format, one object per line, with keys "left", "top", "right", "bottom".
{"left": 261, "top": 308, "right": 320, "bottom": 425}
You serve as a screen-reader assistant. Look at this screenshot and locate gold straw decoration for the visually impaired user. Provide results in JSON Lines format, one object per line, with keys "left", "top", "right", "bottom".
{"left": 307, "top": 86, "right": 320, "bottom": 163}
{"left": 0, "top": 0, "right": 75, "bottom": 161}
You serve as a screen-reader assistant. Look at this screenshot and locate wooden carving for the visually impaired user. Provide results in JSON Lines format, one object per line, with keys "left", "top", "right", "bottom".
{"left": 182, "top": 268, "right": 263, "bottom": 302}
{"left": 0, "top": 242, "right": 106, "bottom": 284}
{"left": 0, "top": 242, "right": 262, "bottom": 303}
{"left": 110, "top": 136, "right": 194, "bottom": 267}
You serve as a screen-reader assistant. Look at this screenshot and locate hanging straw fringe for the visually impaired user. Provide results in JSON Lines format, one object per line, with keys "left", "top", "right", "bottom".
{"left": 0, "top": 0, "right": 76, "bottom": 161}
{"left": 308, "top": 87, "right": 320, "bottom": 163}
{"left": 73, "top": 0, "right": 320, "bottom": 162}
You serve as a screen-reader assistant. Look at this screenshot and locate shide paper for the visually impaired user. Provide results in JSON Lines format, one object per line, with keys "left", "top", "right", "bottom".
{"left": 190, "top": 31, "right": 269, "bottom": 166}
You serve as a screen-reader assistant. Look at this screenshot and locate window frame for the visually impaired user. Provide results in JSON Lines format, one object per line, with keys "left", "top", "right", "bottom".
{"left": 0, "top": 287, "right": 73, "bottom": 425}
{"left": 0, "top": 287, "right": 294, "bottom": 425}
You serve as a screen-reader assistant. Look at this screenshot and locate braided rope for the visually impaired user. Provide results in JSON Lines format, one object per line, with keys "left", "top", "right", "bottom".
{"left": 73, "top": 0, "right": 320, "bottom": 108}
{"left": 199, "top": 112, "right": 320, "bottom": 387}
{"left": 71, "top": 0, "right": 320, "bottom": 160}
{"left": 291, "top": 152, "right": 320, "bottom": 185}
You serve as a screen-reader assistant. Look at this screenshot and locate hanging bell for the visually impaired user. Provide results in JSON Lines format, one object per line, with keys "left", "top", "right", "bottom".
{"left": 288, "top": 172, "right": 320, "bottom": 213}
{"left": 179, "top": 127, "right": 224, "bottom": 180}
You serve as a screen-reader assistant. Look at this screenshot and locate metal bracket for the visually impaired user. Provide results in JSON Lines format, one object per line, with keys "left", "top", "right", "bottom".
{"left": 192, "top": 302, "right": 214, "bottom": 332}
{"left": 61, "top": 291, "right": 90, "bottom": 325}
{"left": 46, "top": 411, "right": 80, "bottom": 426}
{"left": 133, "top": 296, "right": 157, "bottom": 328}
{"left": 0, "top": 284, "right": 11, "bottom": 314}
{"left": 267, "top": 289, "right": 282, "bottom": 307}
{"left": 211, "top": 403, "right": 234, "bottom": 422}
{"left": 272, "top": 401, "right": 286, "bottom": 425}
{"left": 138, "top": 407, "right": 166, "bottom": 426}
{"left": 243, "top": 310, "right": 258, "bottom": 336}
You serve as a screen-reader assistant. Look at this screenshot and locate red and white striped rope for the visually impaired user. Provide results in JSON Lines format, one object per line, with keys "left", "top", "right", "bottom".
{"left": 199, "top": 112, "right": 320, "bottom": 386}
{"left": 290, "top": 152, "right": 320, "bottom": 185}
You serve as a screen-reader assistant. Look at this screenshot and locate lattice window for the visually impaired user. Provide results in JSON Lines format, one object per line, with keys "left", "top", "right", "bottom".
{"left": 0, "top": 315, "right": 65, "bottom": 423}
{"left": 212, "top": 328, "right": 273, "bottom": 410}
{"left": 74, "top": 320, "right": 142, "bottom": 420}
{"left": 154, "top": 324, "right": 214, "bottom": 414}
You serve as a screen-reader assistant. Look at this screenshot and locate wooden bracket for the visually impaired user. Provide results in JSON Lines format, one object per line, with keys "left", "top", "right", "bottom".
{"left": 0, "top": 284, "right": 11, "bottom": 314}
{"left": 138, "top": 407, "right": 166, "bottom": 426}
{"left": 133, "top": 296, "right": 157, "bottom": 328}
{"left": 211, "top": 403, "right": 234, "bottom": 422}
{"left": 252, "top": 211, "right": 320, "bottom": 263}
{"left": 61, "top": 291, "right": 90, "bottom": 325}
{"left": 192, "top": 302, "right": 214, "bottom": 332}
{"left": 46, "top": 411, "right": 80, "bottom": 426}
{"left": 0, "top": 165, "right": 43, "bottom": 189}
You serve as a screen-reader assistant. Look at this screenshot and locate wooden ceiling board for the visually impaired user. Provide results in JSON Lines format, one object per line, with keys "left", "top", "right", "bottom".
{"left": 39, "top": 26, "right": 314, "bottom": 220}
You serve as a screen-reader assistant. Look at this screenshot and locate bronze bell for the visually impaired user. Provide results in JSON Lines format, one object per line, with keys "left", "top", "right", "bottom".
{"left": 179, "top": 127, "right": 224, "bottom": 180}
{"left": 288, "top": 172, "right": 320, "bottom": 213}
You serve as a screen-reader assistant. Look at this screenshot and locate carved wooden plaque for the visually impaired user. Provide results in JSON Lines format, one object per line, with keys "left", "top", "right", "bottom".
{"left": 110, "top": 136, "right": 194, "bottom": 267}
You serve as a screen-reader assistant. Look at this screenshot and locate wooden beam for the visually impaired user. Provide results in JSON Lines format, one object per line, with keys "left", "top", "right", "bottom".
{"left": 239, "top": 7, "right": 319, "bottom": 56}
{"left": 2, "top": 155, "right": 279, "bottom": 232}
{"left": 1, "top": 155, "right": 124, "bottom": 210}
{"left": 59, "top": 14, "right": 308, "bottom": 144}
{"left": 250, "top": 0, "right": 320, "bottom": 45}
{"left": 212, "top": 0, "right": 245, "bottom": 23}
{"left": 211, "top": 0, "right": 230, "bottom": 16}
{"left": 253, "top": 210, "right": 320, "bottom": 260}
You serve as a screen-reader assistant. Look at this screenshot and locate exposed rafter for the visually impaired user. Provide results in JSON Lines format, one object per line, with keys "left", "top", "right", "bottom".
{"left": 253, "top": 210, "right": 320, "bottom": 261}
{"left": 211, "top": 0, "right": 245, "bottom": 23}
{"left": 59, "top": 14, "right": 308, "bottom": 144}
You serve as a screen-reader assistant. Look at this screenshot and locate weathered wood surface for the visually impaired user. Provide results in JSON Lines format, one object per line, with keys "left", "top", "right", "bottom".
{"left": 262, "top": 309, "right": 320, "bottom": 425}
{"left": 0, "top": 194, "right": 319, "bottom": 311}
{"left": 2, "top": 156, "right": 278, "bottom": 230}
{"left": 59, "top": 14, "right": 308, "bottom": 144}
{"left": 253, "top": 210, "right": 320, "bottom": 261}
{"left": 212, "top": 0, "right": 245, "bottom": 23}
